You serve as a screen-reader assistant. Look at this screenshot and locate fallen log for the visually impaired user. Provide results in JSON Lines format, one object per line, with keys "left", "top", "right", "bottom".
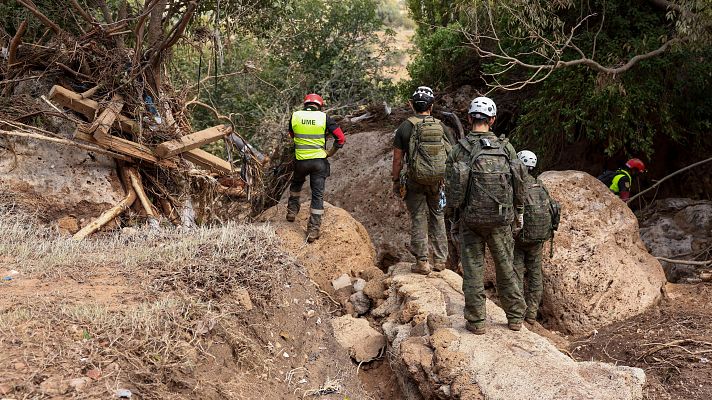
{"left": 73, "top": 166, "right": 137, "bottom": 240}
{"left": 156, "top": 124, "right": 231, "bottom": 158}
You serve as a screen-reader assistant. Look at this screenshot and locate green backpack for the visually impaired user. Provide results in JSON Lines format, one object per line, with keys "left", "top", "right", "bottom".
{"left": 520, "top": 178, "right": 558, "bottom": 243}
{"left": 459, "top": 135, "right": 515, "bottom": 229}
{"left": 407, "top": 116, "right": 449, "bottom": 185}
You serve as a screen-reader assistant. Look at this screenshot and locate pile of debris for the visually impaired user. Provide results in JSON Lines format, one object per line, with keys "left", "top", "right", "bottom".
{"left": 0, "top": 1, "right": 288, "bottom": 237}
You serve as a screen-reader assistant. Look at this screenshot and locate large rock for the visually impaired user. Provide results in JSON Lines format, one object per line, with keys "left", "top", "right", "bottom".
{"left": 331, "top": 315, "right": 386, "bottom": 362}
{"left": 0, "top": 83, "right": 123, "bottom": 222}
{"left": 380, "top": 263, "right": 646, "bottom": 400}
{"left": 638, "top": 198, "right": 712, "bottom": 282}
{"left": 534, "top": 171, "right": 666, "bottom": 334}
{"left": 260, "top": 202, "right": 381, "bottom": 294}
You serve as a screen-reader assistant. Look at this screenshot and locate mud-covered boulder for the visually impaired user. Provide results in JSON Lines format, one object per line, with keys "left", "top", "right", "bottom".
{"left": 638, "top": 198, "right": 712, "bottom": 282}
{"left": 260, "top": 202, "right": 381, "bottom": 294}
{"left": 380, "top": 263, "right": 646, "bottom": 400}
{"left": 331, "top": 315, "right": 386, "bottom": 363}
{"left": 0, "top": 118, "right": 123, "bottom": 222}
{"left": 533, "top": 171, "right": 666, "bottom": 334}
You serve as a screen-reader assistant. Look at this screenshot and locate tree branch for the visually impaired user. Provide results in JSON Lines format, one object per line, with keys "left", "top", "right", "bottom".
{"left": 7, "top": 20, "right": 27, "bottom": 66}
{"left": 628, "top": 156, "right": 712, "bottom": 202}
{"left": 16, "top": 0, "right": 64, "bottom": 35}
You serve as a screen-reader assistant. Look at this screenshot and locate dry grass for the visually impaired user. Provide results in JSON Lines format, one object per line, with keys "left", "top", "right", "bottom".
{"left": 0, "top": 198, "right": 295, "bottom": 399}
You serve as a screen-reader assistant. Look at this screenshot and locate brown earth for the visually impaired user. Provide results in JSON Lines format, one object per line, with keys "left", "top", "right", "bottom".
{"left": 0, "top": 222, "right": 371, "bottom": 400}
{"left": 570, "top": 283, "right": 712, "bottom": 400}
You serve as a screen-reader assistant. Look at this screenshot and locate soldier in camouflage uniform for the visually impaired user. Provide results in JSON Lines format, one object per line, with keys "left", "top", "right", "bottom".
{"left": 513, "top": 150, "right": 557, "bottom": 325}
{"left": 392, "top": 86, "right": 450, "bottom": 274}
{"left": 445, "top": 96, "right": 527, "bottom": 334}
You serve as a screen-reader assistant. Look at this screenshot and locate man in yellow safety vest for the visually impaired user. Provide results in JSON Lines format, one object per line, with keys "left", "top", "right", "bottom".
{"left": 597, "top": 158, "right": 646, "bottom": 202}
{"left": 286, "top": 93, "right": 346, "bottom": 242}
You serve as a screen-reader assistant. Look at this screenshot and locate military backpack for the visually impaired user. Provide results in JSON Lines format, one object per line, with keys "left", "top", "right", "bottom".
{"left": 452, "top": 135, "right": 515, "bottom": 229}
{"left": 407, "top": 116, "right": 449, "bottom": 186}
{"left": 520, "top": 178, "right": 560, "bottom": 243}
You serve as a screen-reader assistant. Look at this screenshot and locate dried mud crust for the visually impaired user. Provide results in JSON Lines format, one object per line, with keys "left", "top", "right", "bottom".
{"left": 569, "top": 283, "right": 712, "bottom": 400}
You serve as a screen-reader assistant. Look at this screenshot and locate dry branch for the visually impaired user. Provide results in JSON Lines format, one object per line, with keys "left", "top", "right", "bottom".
{"left": 8, "top": 20, "right": 28, "bottom": 66}
{"left": 656, "top": 257, "right": 712, "bottom": 267}
{"left": 16, "top": 0, "right": 64, "bottom": 34}
{"left": 0, "top": 129, "right": 132, "bottom": 162}
{"left": 129, "top": 168, "right": 159, "bottom": 221}
{"left": 629, "top": 156, "right": 712, "bottom": 202}
{"left": 73, "top": 166, "right": 138, "bottom": 240}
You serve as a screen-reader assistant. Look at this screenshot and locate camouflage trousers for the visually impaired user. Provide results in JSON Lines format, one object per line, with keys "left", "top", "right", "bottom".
{"left": 460, "top": 224, "right": 526, "bottom": 326}
{"left": 404, "top": 181, "right": 448, "bottom": 264}
{"left": 513, "top": 240, "right": 544, "bottom": 320}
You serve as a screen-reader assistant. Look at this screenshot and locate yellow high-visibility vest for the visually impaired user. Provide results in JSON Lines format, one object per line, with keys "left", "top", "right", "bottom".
{"left": 291, "top": 110, "right": 327, "bottom": 160}
{"left": 609, "top": 170, "right": 632, "bottom": 193}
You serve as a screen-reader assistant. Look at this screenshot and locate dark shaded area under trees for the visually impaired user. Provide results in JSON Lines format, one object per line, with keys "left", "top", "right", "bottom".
{"left": 405, "top": 0, "right": 712, "bottom": 202}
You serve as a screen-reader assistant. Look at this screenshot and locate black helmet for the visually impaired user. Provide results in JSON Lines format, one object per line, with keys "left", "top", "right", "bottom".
{"left": 411, "top": 86, "right": 434, "bottom": 111}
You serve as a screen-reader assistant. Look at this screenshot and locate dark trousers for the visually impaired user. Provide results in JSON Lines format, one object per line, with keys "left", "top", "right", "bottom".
{"left": 289, "top": 158, "right": 330, "bottom": 211}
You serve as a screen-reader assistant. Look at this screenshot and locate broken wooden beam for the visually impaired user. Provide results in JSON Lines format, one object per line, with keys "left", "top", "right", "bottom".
{"left": 89, "top": 94, "right": 124, "bottom": 139}
{"left": 51, "top": 85, "right": 233, "bottom": 174}
{"left": 49, "top": 85, "right": 137, "bottom": 133}
{"left": 183, "top": 148, "right": 233, "bottom": 174}
{"left": 156, "top": 124, "right": 231, "bottom": 158}
{"left": 74, "top": 128, "right": 177, "bottom": 169}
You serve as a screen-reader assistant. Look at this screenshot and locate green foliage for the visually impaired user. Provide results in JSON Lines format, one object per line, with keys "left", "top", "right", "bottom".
{"left": 377, "top": 0, "right": 415, "bottom": 28}
{"left": 172, "top": 0, "right": 395, "bottom": 151}
{"left": 405, "top": 0, "right": 712, "bottom": 169}
{"left": 405, "top": 23, "right": 470, "bottom": 91}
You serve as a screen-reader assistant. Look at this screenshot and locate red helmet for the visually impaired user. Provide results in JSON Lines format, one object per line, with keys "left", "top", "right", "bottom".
{"left": 304, "top": 93, "right": 324, "bottom": 107}
{"left": 626, "top": 158, "right": 646, "bottom": 173}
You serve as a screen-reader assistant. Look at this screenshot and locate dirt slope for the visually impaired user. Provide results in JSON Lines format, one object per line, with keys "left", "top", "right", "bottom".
{"left": 0, "top": 208, "right": 369, "bottom": 399}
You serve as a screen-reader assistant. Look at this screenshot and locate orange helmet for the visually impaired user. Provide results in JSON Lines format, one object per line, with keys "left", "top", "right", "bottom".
{"left": 304, "top": 93, "right": 324, "bottom": 107}
{"left": 625, "top": 158, "right": 646, "bottom": 173}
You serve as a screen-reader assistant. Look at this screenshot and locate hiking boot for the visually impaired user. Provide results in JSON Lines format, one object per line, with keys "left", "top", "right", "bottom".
{"left": 306, "top": 211, "right": 322, "bottom": 243}
{"left": 411, "top": 260, "right": 432, "bottom": 275}
{"left": 307, "top": 227, "right": 320, "bottom": 243}
{"left": 433, "top": 262, "right": 447, "bottom": 272}
{"left": 524, "top": 317, "right": 537, "bottom": 325}
{"left": 286, "top": 193, "right": 301, "bottom": 222}
{"left": 508, "top": 322, "right": 523, "bottom": 331}
{"left": 465, "top": 321, "right": 486, "bottom": 335}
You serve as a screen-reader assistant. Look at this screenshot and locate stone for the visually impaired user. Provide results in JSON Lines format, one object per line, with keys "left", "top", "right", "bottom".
{"left": 57, "top": 215, "right": 80, "bottom": 235}
{"left": 349, "top": 291, "right": 372, "bottom": 315}
{"left": 352, "top": 278, "right": 367, "bottom": 292}
{"left": 85, "top": 368, "right": 102, "bottom": 380}
{"left": 331, "top": 315, "right": 386, "bottom": 363}
{"left": 532, "top": 171, "right": 665, "bottom": 334}
{"left": 639, "top": 198, "right": 712, "bottom": 282}
{"left": 0, "top": 383, "right": 12, "bottom": 395}
{"left": 363, "top": 274, "right": 387, "bottom": 300}
{"left": 69, "top": 377, "right": 91, "bottom": 391}
{"left": 234, "top": 287, "right": 253, "bottom": 311}
{"left": 331, "top": 274, "right": 352, "bottom": 291}
{"left": 40, "top": 376, "right": 70, "bottom": 396}
{"left": 380, "top": 265, "right": 646, "bottom": 400}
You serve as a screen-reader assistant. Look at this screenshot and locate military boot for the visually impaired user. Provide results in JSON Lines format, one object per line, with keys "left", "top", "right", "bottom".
{"left": 286, "top": 194, "right": 301, "bottom": 222}
{"left": 411, "top": 260, "right": 432, "bottom": 275}
{"left": 306, "top": 211, "right": 322, "bottom": 243}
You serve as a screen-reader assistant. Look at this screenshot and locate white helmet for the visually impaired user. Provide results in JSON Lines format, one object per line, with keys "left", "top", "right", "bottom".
{"left": 517, "top": 150, "right": 537, "bottom": 168}
{"left": 468, "top": 96, "right": 497, "bottom": 118}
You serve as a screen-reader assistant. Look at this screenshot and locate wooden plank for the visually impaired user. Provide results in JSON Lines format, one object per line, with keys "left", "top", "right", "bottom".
{"left": 89, "top": 94, "right": 124, "bottom": 139}
{"left": 183, "top": 148, "right": 233, "bottom": 174}
{"left": 156, "top": 124, "right": 231, "bottom": 158}
{"left": 74, "top": 128, "right": 177, "bottom": 169}
{"left": 49, "top": 85, "right": 137, "bottom": 133}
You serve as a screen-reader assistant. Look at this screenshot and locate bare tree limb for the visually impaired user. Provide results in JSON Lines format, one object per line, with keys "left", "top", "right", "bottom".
{"left": 0, "top": 129, "right": 132, "bottom": 162}
{"left": 68, "top": 0, "right": 98, "bottom": 25}
{"left": 7, "top": 20, "right": 28, "bottom": 66}
{"left": 16, "top": 0, "right": 64, "bottom": 35}
{"left": 629, "top": 156, "right": 712, "bottom": 202}
{"left": 656, "top": 257, "right": 712, "bottom": 266}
